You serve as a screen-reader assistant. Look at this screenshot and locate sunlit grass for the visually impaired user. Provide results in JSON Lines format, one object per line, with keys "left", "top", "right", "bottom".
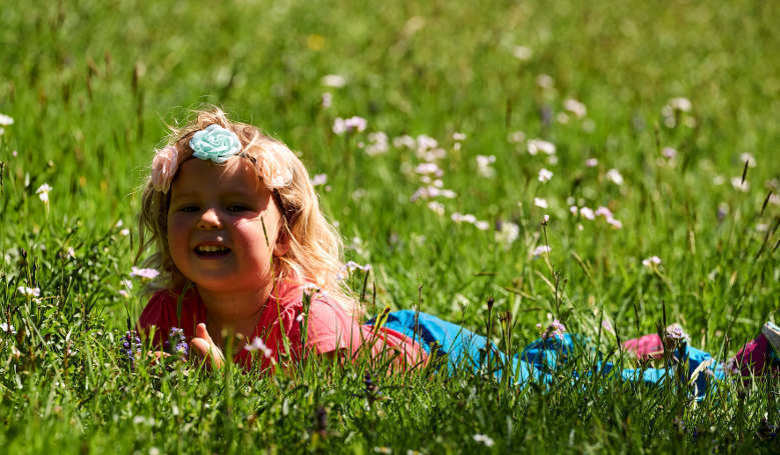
{"left": 0, "top": 0, "right": 778, "bottom": 452}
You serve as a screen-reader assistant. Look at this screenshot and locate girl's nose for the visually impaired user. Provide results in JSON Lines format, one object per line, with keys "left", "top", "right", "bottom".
{"left": 196, "top": 208, "right": 222, "bottom": 230}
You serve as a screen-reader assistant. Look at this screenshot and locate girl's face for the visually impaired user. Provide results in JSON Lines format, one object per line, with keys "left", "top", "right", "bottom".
{"left": 167, "top": 158, "right": 287, "bottom": 294}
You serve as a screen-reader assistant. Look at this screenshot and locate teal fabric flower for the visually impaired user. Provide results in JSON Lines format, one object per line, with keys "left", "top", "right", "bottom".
{"left": 189, "top": 124, "right": 241, "bottom": 163}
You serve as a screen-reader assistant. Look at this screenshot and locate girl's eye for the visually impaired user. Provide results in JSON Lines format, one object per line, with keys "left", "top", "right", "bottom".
{"left": 179, "top": 205, "right": 200, "bottom": 213}
{"left": 228, "top": 204, "right": 251, "bottom": 213}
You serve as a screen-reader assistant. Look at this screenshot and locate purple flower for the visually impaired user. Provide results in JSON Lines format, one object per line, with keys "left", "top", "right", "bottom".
{"left": 121, "top": 330, "right": 143, "bottom": 370}
{"left": 164, "top": 327, "right": 189, "bottom": 357}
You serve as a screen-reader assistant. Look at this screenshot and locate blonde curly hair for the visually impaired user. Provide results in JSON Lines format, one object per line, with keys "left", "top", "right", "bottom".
{"left": 137, "top": 107, "right": 360, "bottom": 316}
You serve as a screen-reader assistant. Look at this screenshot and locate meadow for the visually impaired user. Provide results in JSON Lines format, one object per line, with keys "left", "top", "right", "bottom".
{"left": 0, "top": 0, "right": 778, "bottom": 452}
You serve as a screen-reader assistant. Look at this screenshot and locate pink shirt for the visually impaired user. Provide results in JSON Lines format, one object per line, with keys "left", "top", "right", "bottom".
{"left": 138, "top": 280, "right": 427, "bottom": 372}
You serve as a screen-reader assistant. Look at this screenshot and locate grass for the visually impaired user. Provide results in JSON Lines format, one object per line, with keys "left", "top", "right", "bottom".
{"left": 1, "top": 0, "right": 778, "bottom": 452}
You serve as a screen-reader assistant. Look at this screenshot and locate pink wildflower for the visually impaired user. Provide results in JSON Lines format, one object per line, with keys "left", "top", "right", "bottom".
{"left": 641, "top": 256, "right": 662, "bottom": 268}
{"left": 130, "top": 267, "right": 160, "bottom": 280}
{"left": 531, "top": 245, "right": 551, "bottom": 257}
{"left": 150, "top": 146, "right": 179, "bottom": 193}
{"left": 536, "top": 319, "right": 567, "bottom": 339}
{"left": 579, "top": 207, "right": 595, "bottom": 220}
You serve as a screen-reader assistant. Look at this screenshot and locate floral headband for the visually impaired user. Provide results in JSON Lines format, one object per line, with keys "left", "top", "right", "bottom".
{"left": 151, "top": 124, "right": 241, "bottom": 193}
{"left": 149, "top": 124, "right": 296, "bottom": 221}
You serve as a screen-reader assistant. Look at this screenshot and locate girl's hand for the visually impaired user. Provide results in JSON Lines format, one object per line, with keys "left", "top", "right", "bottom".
{"left": 190, "top": 323, "right": 225, "bottom": 369}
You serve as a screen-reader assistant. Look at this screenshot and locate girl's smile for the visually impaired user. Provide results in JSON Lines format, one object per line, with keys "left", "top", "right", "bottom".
{"left": 166, "top": 158, "right": 287, "bottom": 294}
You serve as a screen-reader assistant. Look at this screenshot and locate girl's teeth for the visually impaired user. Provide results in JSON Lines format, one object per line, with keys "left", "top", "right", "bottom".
{"left": 197, "top": 245, "right": 228, "bottom": 253}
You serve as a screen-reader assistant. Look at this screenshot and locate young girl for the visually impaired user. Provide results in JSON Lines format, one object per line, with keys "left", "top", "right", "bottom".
{"left": 136, "top": 107, "right": 777, "bottom": 395}
{"left": 136, "top": 108, "right": 426, "bottom": 371}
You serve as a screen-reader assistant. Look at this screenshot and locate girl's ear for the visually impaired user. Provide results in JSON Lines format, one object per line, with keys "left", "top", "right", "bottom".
{"left": 273, "top": 225, "right": 291, "bottom": 257}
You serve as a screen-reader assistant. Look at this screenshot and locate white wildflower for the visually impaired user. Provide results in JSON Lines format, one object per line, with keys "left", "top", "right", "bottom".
{"left": 365, "top": 132, "right": 389, "bottom": 155}
{"left": 393, "top": 135, "right": 416, "bottom": 149}
{"left": 245, "top": 336, "right": 273, "bottom": 358}
{"left": 606, "top": 169, "right": 624, "bottom": 185}
{"left": 0, "top": 323, "right": 15, "bottom": 334}
{"left": 0, "top": 113, "right": 13, "bottom": 125}
{"left": 532, "top": 245, "right": 551, "bottom": 257}
{"left": 669, "top": 97, "right": 692, "bottom": 112}
{"left": 474, "top": 220, "right": 490, "bottom": 231}
{"left": 17, "top": 286, "right": 40, "bottom": 297}
{"left": 417, "top": 147, "right": 446, "bottom": 162}
{"left": 473, "top": 434, "right": 495, "bottom": 447}
{"left": 495, "top": 221, "right": 519, "bottom": 244}
{"left": 452, "top": 132, "right": 466, "bottom": 141}
{"left": 415, "top": 162, "right": 442, "bottom": 176}
{"left": 410, "top": 186, "right": 438, "bottom": 201}
{"left": 739, "top": 153, "right": 756, "bottom": 168}
{"left": 534, "top": 197, "right": 548, "bottom": 209}
{"left": 642, "top": 256, "right": 662, "bottom": 268}
{"left": 605, "top": 217, "right": 623, "bottom": 229}
{"left": 321, "top": 74, "right": 347, "bottom": 88}
{"left": 585, "top": 158, "right": 598, "bottom": 167}
{"left": 344, "top": 261, "right": 371, "bottom": 273}
{"left": 36, "top": 183, "right": 52, "bottom": 203}
{"left": 538, "top": 168, "right": 553, "bottom": 182}
{"left": 512, "top": 45, "right": 533, "bottom": 61}
{"left": 730, "top": 177, "right": 749, "bottom": 192}
{"left": 527, "top": 139, "right": 556, "bottom": 156}
{"left": 451, "top": 212, "right": 477, "bottom": 224}
{"left": 130, "top": 267, "right": 160, "bottom": 280}
{"left": 563, "top": 98, "right": 587, "bottom": 118}
{"left": 662, "top": 147, "right": 677, "bottom": 159}
{"left": 0, "top": 322, "right": 16, "bottom": 335}
{"left": 427, "top": 201, "right": 445, "bottom": 216}
{"left": 580, "top": 207, "right": 595, "bottom": 220}
{"left": 321, "top": 92, "right": 332, "bottom": 108}
{"left": 476, "top": 155, "right": 496, "bottom": 178}
{"left": 508, "top": 131, "right": 525, "bottom": 143}
{"left": 439, "top": 189, "right": 456, "bottom": 198}
{"left": 415, "top": 135, "right": 438, "bottom": 151}
{"left": 536, "top": 74, "right": 554, "bottom": 89}
{"left": 595, "top": 206, "right": 613, "bottom": 218}
{"left": 311, "top": 174, "right": 328, "bottom": 186}
{"left": 332, "top": 116, "right": 367, "bottom": 135}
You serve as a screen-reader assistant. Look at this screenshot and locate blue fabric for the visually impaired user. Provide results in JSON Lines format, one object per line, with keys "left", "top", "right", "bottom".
{"left": 366, "top": 310, "right": 726, "bottom": 399}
